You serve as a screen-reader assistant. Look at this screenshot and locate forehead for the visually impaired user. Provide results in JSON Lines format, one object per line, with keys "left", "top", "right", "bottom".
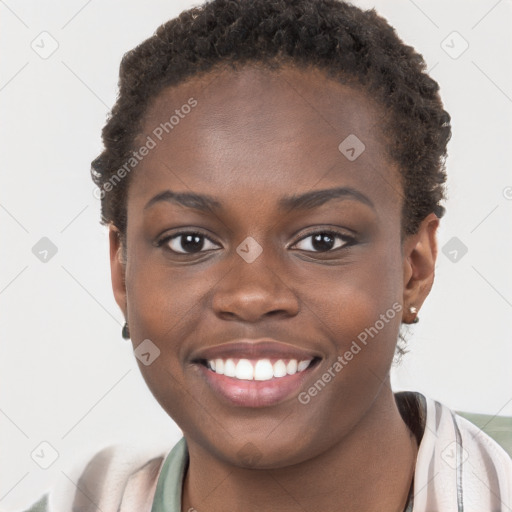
{"left": 129, "top": 64, "right": 401, "bottom": 216}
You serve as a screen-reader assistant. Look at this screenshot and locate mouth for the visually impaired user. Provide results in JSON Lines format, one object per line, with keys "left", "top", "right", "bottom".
{"left": 199, "top": 356, "right": 319, "bottom": 380}
{"left": 190, "top": 340, "right": 323, "bottom": 407}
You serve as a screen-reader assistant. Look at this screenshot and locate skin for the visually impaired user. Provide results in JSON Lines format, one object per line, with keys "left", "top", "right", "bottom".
{"left": 109, "top": 64, "right": 439, "bottom": 512}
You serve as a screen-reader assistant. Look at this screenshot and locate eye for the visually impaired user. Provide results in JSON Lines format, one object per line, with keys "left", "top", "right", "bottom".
{"left": 160, "top": 231, "right": 221, "bottom": 254}
{"left": 291, "top": 230, "right": 355, "bottom": 253}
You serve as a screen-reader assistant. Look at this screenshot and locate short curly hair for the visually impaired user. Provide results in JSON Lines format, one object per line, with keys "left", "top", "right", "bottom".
{"left": 91, "top": 0, "right": 450, "bottom": 237}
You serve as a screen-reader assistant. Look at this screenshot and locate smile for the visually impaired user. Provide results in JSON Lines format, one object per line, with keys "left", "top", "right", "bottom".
{"left": 190, "top": 339, "right": 323, "bottom": 407}
{"left": 205, "top": 357, "right": 315, "bottom": 381}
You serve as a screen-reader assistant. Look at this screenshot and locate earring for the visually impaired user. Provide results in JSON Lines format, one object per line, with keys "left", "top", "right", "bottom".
{"left": 122, "top": 322, "right": 130, "bottom": 339}
{"left": 409, "top": 306, "right": 419, "bottom": 324}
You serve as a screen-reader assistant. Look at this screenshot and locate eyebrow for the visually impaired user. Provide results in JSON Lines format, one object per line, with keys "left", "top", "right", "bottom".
{"left": 144, "top": 186, "right": 375, "bottom": 213}
{"left": 278, "top": 186, "right": 375, "bottom": 211}
{"left": 144, "top": 190, "right": 221, "bottom": 213}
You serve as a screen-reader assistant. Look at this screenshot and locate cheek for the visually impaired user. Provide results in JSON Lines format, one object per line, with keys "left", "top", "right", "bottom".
{"left": 125, "top": 255, "right": 212, "bottom": 344}
{"left": 303, "top": 240, "right": 404, "bottom": 385}
{"left": 313, "top": 286, "right": 402, "bottom": 398}
{"left": 298, "top": 244, "right": 403, "bottom": 345}
{"left": 123, "top": 261, "right": 204, "bottom": 430}
{"left": 123, "top": 254, "right": 226, "bottom": 414}
{"left": 289, "top": 263, "right": 403, "bottom": 447}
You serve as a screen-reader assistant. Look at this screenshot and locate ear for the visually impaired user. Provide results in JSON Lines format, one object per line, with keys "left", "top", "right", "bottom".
{"left": 109, "top": 224, "right": 127, "bottom": 319}
{"left": 402, "top": 212, "right": 440, "bottom": 324}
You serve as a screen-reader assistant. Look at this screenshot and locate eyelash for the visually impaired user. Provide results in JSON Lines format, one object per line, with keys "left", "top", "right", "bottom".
{"left": 156, "top": 229, "right": 356, "bottom": 255}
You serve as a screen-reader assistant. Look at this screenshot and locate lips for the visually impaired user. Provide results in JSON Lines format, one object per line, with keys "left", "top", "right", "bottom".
{"left": 190, "top": 339, "right": 322, "bottom": 407}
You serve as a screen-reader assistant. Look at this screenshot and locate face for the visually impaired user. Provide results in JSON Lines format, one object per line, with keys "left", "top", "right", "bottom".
{"left": 110, "top": 64, "right": 437, "bottom": 468}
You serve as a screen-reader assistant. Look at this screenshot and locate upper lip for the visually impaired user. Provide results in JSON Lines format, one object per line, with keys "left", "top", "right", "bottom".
{"left": 190, "top": 339, "right": 323, "bottom": 362}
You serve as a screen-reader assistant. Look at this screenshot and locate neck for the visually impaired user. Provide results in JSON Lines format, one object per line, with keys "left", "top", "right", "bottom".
{"left": 181, "top": 387, "right": 418, "bottom": 512}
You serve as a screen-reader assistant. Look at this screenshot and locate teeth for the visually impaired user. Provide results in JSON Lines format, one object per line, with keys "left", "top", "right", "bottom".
{"left": 224, "top": 358, "right": 236, "bottom": 377}
{"left": 215, "top": 358, "right": 224, "bottom": 374}
{"left": 205, "top": 357, "right": 314, "bottom": 381}
{"left": 273, "top": 359, "right": 287, "bottom": 378}
{"left": 297, "top": 360, "right": 310, "bottom": 372}
{"left": 286, "top": 359, "right": 298, "bottom": 375}
{"left": 235, "top": 359, "right": 254, "bottom": 380}
{"left": 254, "top": 359, "right": 274, "bottom": 380}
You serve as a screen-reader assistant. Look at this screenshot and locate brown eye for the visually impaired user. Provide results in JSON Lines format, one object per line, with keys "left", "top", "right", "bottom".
{"left": 292, "top": 231, "right": 354, "bottom": 253}
{"left": 163, "top": 232, "right": 221, "bottom": 254}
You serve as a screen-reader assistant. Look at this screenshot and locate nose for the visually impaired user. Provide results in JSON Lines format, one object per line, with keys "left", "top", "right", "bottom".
{"left": 211, "top": 248, "right": 300, "bottom": 323}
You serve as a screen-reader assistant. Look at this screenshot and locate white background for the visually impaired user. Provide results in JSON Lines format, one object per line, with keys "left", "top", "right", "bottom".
{"left": 1, "top": 0, "right": 511, "bottom": 509}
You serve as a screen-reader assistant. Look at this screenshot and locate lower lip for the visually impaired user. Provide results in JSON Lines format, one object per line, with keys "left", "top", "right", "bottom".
{"left": 195, "top": 362, "right": 319, "bottom": 408}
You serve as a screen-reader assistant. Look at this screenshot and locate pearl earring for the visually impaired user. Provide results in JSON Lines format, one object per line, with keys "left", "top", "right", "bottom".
{"left": 409, "top": 306, "right": 419, "bottom": 324}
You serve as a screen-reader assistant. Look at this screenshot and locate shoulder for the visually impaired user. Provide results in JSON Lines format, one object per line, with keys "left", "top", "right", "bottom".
{"left": 455, "top": 410, "right": 512, "bottom": 458}
{"left": 424, "top": 395, "right": 512, "bottom": 467}
{"left": 20, "top": 443, "right": 171, "bottom": 512}
{"left": 414, "top": 394, "right": 512, "bottom": 511}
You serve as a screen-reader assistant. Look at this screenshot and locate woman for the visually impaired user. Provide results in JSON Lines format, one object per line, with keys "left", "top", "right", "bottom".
{"left": 23, "top": 0, "right": 512, "bottom": 510}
